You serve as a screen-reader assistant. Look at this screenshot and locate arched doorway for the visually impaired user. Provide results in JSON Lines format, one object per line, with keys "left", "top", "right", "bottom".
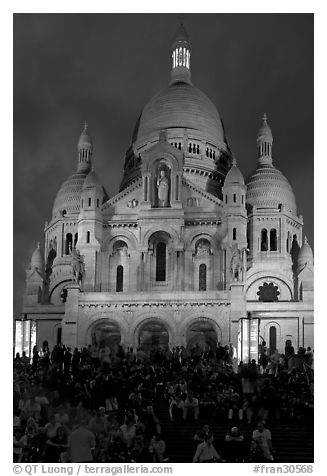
{"left": 138, "top": 321, "right": 169, "bottom": 355}
{"left": 90, "top": 320, "right": 121, "bottom": 355}
{"left": 186, "top": 320, "right": 218, "bottom": 353}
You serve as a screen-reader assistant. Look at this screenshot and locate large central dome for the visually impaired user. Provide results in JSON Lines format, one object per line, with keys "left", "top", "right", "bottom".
{"left": 133, "top": 81, "right": 226, "bottom": 148}
{"left": 120, "top": 24, "right": 231, "bottom": 193}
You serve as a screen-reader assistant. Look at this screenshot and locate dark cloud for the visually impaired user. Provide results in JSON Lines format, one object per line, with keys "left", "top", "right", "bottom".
{"left": 13, "top": 13, "right": 313, "bottom": 316}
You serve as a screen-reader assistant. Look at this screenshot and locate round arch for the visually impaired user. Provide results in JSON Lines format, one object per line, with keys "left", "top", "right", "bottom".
{"left": 85, "top": 318, "right": 123, "bottom": 353}
{"left": 262, "top": 321, "right": 282, "bottom": 353}
{"left": 142, "top": 226, "right": 180, "bottom": 248}
{"left": 187, "top": 232, "right": 216, "bottom": 253}
{"left": 49, "top": 279, "right": 72, "bottom": 305}
{"left": 246, "top": 273, "right": 294, "bottom": 301}
{"left": 132, "top": 315, "right": 175, "bottom": 350}
{"left": 183, "top": 317, "right": 222, "bottom": 352}
{"left": 143, "top": 150, "right": 181, "bottom": 173}
{"left": 102, "top": 232, "right": 138, "bottom": 253}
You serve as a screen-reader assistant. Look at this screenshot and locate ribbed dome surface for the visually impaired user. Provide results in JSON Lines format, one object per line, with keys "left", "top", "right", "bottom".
{"left": 246, "top": 164, "right": 297, "bottom": 214}
{"left": 52, "top": 171, "right": 88, "bottom": 218}
{"left": 133, "top": 82, "right": 225, "bottom": 147}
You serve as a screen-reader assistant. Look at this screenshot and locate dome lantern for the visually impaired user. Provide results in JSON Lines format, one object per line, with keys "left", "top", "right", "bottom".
{"left": 257, "top": 113, "right": 273, "bottom": 166}
{"left": 77, "top": 121, "right": 93, "bottom": 173}
{"left": 170, "top": 23, "right": 192, "bottom": 85}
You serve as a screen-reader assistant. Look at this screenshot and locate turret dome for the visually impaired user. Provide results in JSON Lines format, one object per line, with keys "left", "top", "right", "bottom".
{"left": 246, "top": 165, "right": 297, "bottom": 214}
{"left": 246, "top": 114, "right": 297, "bottom": 214}
{"left": 52, "top": 170, "right": 89, "bottom": 218}
{"left": 52, "top": 123, "right": 99, "bottom": 219}
{"left": 224, "top": 158, "right": 245, "bottom": 186}
{"left": 298, "top": 236, "right": 313, "bottom": 269}
{"left": 30, "top": 242, "right": 43, "bottom": 271}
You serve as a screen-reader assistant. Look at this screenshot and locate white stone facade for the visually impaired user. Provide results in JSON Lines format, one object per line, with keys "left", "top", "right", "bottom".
{"left": 19, "top": 25, "right": 314, "bottom": 357}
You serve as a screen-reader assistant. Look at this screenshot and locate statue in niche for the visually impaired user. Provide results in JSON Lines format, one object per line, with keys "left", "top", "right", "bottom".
{"left": 71, "top": 248, "right": 85, "bottom": 286}
{"left": 113, "top": 241, "right": 128, "bottom": 257}
{"left": 157, "top": 168, "right": 170, "bottom": 207}
{"left": 230, "top": 248, "right": 242, "bottom": 282}
{"left": 195, "top": 239, "right": 211, "bottom": 256}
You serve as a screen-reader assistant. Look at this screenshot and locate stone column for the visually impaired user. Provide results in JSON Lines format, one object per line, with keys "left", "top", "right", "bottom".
{"left": 62, "top": 284, "right": 80, "bottom": 349}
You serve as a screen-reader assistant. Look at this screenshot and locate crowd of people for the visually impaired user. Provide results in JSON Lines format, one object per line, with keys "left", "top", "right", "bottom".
{"left": 13, "top": 340, "right": 313, "bottom": 463}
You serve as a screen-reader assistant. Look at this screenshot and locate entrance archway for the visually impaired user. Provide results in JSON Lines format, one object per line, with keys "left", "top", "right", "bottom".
{"left": 90, "top": 320, "right": 121, "bottom": 354}
{"left": 186, "top": 320, "right": 218, "bottom": 353}
{"left": 138, "top": 321, "right": 169, "bottom": 355}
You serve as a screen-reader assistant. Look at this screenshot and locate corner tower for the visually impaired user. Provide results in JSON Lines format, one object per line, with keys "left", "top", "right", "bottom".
{"left": 245, "top": 114, "right": 303, "bottom": 302}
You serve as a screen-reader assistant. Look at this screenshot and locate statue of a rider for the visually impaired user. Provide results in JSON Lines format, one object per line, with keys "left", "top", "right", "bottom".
{"left": 71, "top": 248, "right": 85, "bottom": 287}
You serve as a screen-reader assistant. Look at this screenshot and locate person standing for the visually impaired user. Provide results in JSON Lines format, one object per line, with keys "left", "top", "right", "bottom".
{"left": 69, "top": 419, "right": 95, "bottom": 463}
{"left": 251, "top": 420, "right": 274, "bottom": 462}
{"left": 193, "top": 433, "right": 223, "bottom": 463}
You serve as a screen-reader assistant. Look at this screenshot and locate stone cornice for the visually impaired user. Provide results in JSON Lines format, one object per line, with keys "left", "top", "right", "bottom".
{"left": 80, "top": 300, "right": 231, "bottom": 310}
{"left": 185, "top": 219, "right": 222, "bottom": 226}
{"left": 104, "top": 222, "right": 138, "bottom": 229}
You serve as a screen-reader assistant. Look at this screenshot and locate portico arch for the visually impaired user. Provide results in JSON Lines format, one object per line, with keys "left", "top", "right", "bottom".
{"left": 184, "top": 317, "right": 222, "bottom": 352}
{"left": 86, "top": 318, "right": 122, "bottom": 354}
{"left": 133, "top": 316, "right": 173, "bottom": 354}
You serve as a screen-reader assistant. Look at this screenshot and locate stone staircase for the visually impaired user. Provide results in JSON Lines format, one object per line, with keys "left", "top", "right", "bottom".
{"left": 153, "top": 400, "right": 314, "bottom": 463}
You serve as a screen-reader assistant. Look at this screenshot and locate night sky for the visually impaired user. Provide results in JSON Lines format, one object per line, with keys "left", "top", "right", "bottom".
{"left": 13, "top": 13, "right": 313, "bottom": 317}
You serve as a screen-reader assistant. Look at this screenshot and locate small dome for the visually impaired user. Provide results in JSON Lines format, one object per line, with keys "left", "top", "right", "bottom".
{"left": 298, "top": 237, "right": 313, "bottom": 268}
{"left": 52, "top": 171, "right": 89, "bottom": 218}
{"left": 82, "top": 170, "right": 109, "bottom": 201}
{"left": 246, "top": 164, "right": 297, "bottom": 214}
{"left": 83, "top": 170, "right": 101, "bottom": 190}
{"left": 257, "top": 113, "right": 273, "bottom": 144}
{"left": 30, "top": 243, "right": 43, "bottom": 271}
{"left": 133, "top": 82, "right": 226, "bottom": 148}
{"left": 78, "top": 121, "right": 93, "bottom": 147}
{"left": 224, "top": 159, "right": 245, "bottom": 186}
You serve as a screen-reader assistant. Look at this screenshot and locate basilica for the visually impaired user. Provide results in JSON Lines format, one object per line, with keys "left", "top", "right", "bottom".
{"left": 18, "top": 25, "right": 314, "bottom": 360}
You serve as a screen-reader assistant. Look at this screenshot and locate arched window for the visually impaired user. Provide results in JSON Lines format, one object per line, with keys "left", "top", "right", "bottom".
{"left": 116, "top": 265, "right": 124, "bottom": 292}
{"left": 88, "top": 197, "right": 91, "bottom": 207}
{"left": 199, "top": 263, "right": 207, "bottom": 291}
{"left": 270, "top": 229, "right": 277, "bottom": 251}
{"left": 233, "top": 228, "right": 237, "bottom": 240}
{"left": 65, "top": 233, "right": 73, "bottom": 255}
{"left": 96, "top": 198, "right": 99, "bottom": 208}
{"left": 261, "top": 229, "right": 268, "bottom": 251}
{"left": 233, "top": 193, "right": 237, "bottom": 203}
{"left": 86, "top": 231, "right": 90, "bottom": 243}
{"left": 269, "top": 326, "right": 277, "bottom": 352}
{"left": 225, "top": 195, "right": 228, "bottom": 204}
{"left": 156, "top": 242, "right": 166, "bottom": 282}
